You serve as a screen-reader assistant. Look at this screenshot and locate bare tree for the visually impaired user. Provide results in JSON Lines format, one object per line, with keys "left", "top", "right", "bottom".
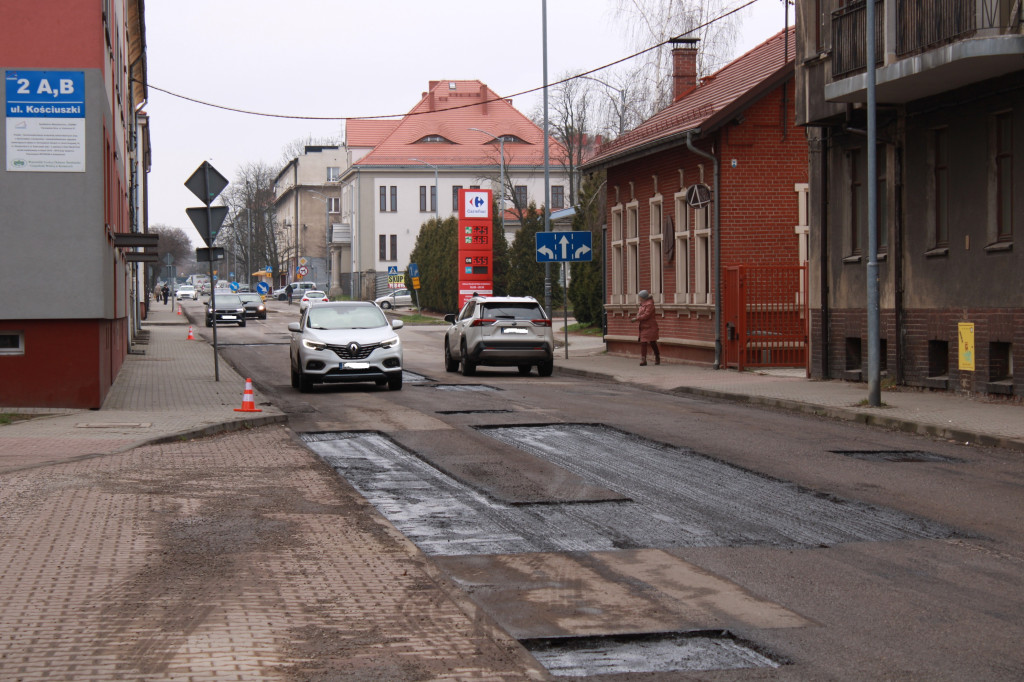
{"left": 148, "top": 224, "right": 195, "bottom": 286}
{"left": 219, "top": 161, "right": 287, "bottom": 285}
{"left": 533, "top": 72, "right": 599, "bottom": 207}
{"left": 279, "top": 133, "right": 342, "bottom": 164}
{"left": 613, "top": 0, "right": 741, "bottom": 115}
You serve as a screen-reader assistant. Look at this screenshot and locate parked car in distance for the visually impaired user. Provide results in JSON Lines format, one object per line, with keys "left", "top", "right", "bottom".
{"left": 374, "top": 288, "right": 413, "bottom": 310}
{"left": 204, "top": 293, "right": 246, "bottom": 327}
{"left": 299, "top": 290, "right": 329, "bottom": 313}
{"left": 237, "top": 292, "right": 267, "bottom": 320}
{"left": 443, "top": 296, "right": 554, "bottom": 377}
{"left": 288, "top": 301, "right": 404, "bottom": 392}
{"left": 175, "top": 285, "right": 198, "bottom": 301}
{"left": 272, "top": 281, "right": 318, "bottom": 301}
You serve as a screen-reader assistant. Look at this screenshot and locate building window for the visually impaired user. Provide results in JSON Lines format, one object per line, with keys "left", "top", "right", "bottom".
{"left": 551, "top": 185, "right": 565, "bottom": 209}
{"left": 379, "top": 186, "right": 386, "bottom": 212}
{"left": 514, "top": 185, "right": 527, "bottom": 207}
{"left": 420, "top": 186, "right": 428, "bottom": 212}
{"left": 850, "top": 148, "right": 864, "bottom": 255}
{"left": 996, "top": 111, "right": 1013, "bottom": 242}
{"left": 626, "top": 202, "right": 639, "bottom": 295}
{"left": 611, "top": 206, "right": 624, "bottom": 304}
{"left": 674, "top": 194, "right": 690, "bottom": 304}
{"left": 390, "top": 186, "right": 398, "bottom": 212}
{"left": 932, "top": 128, "right": 949, "bottom": 247}
{"left": 430, "top": 185, "right": 437, "bottom": 213}
{"left": 327, "top": 166, "right": 340, "bottom": 182}
{"left": 379, "top": 234, "right": 387, "bottom": 260}
{"left": 693, "top": 202, "right": 711, "bottom": 304}
{"left": 390, "top": 234, "right": 398, "bottom": 261}
{"left": 0, "top": 331, "right": 25, "bottom": 355}
{"left": 452, "top": 185, "right": 462, "bottom": 211}
{"left": 328, "top": 197, "right": 340, "bottom": 213}
{"left": 649, "top": 197, "right": 663, "bottom": 300}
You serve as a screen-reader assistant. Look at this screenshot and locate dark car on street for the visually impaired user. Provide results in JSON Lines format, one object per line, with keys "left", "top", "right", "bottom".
{"left": 238, "top": 293, "right": 267, "bottom": 320}
{"left": 205, "top": 293, "right": 247, "bottom": 327}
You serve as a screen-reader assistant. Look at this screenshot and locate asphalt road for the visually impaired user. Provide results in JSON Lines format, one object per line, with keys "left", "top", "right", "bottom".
{"left": 205, "top": 303, "right": 1024, "bottom": 680}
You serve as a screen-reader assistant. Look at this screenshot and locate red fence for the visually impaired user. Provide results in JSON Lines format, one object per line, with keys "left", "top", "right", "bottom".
{"left": 722, "top": 265, "right": 808, "bottom": 372}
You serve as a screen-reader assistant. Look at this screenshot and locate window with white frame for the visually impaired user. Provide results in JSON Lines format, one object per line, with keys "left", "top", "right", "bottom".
{"left": 452, "top": 185, "right": 462, "bottom": 211}
{"left": 693, "top": 200, "right": 711, "bottom": 304}
{"left": 328, "top": 197, "right": 340, "bottom": 213}
{"left": 674, "top": 192, "right": 690, "bottom": 304}
{"left": 649, "top": 195, "right": 663, "bottom": 300}
{"left": 626, "top": 202, "right": 639, "bottom": 296}
{"left": 611, "top": 205, "right": 624, "bottom": 304}
{"left": 0, "top": 331, "right": 24, "bottom": 355}
{"left": 327, "top": 167, "right": 340, "bottom": 182}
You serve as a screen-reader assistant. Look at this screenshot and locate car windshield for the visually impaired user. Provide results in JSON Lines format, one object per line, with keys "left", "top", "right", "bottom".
{"left": 179, "top": 286, "right": 194, "bottom": 291}
{"left": 213, "top": 294, "right": 242, "bottom": 306}
{"left": 238, "top": 294, "right": 261, "bottom": 304}
{"left": 481, "top": 303, "right": 545, "bottom": 320}
{"left": 307, "top": 305, "right": 388, "bottom": 330}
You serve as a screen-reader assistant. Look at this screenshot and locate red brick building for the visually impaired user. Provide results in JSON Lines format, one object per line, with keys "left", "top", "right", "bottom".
{"left": 582, "top": 29, "right": 808, "bottom": 367}
{"left": 0, "top": 1, "right": 149, "bottom": 408}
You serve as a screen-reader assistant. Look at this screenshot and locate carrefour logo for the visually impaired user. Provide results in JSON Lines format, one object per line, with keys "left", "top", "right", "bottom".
{"left": 463, "top": 191, "right": 491, "bottom": 219}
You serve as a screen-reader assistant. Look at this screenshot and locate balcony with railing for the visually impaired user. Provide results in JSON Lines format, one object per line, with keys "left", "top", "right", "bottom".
{"left": 827, "top": 0, "right": 1023, "bottom": 103}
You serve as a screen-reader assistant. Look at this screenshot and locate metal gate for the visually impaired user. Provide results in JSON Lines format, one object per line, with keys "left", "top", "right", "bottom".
{"left": 722, "top": 265, "right": 808, "bottom": 371}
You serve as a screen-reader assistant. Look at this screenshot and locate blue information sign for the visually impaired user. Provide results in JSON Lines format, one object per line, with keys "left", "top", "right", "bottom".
{"left": 535, "top": 231, "right": 593, "bottom": 263}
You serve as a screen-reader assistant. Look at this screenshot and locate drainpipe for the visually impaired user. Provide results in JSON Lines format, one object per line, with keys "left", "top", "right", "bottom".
{"left": 686, "top": 130, "right": 722, "bottom": 369}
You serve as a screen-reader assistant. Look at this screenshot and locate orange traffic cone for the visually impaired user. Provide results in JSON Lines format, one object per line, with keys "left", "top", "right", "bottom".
{"left": 177, "top": 305, "right": 181, "bottom": 315}
{"left": 234, "top": 378, "right": 262, "bottom": 413}
{"left": 187, "top": 325, "right": 195, "bottom": 340}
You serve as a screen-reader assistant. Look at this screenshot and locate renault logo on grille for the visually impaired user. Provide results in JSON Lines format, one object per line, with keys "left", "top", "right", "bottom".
{"left": 348, "top": 342, "right": 361, "bottom": 356}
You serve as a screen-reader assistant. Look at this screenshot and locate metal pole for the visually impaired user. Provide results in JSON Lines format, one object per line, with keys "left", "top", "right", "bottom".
{"left": 866, "top": 0, "right": 880, "bottom": 406}
{"left": 205, "top": 163, "right": 220, "bottom": 381}
{"left": 563, "top": 262, "right": 569, "bottom": 359}
{"left": 542, "top": 0, "right": 552, "bottom": 314}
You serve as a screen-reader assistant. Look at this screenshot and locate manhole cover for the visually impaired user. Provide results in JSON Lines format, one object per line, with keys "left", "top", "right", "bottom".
{"left": 523, "top": 631, "right": 781, "bottom": 676}
{"left": 436, "top": 409, "right": 513, "bottom": 414}
{"left": 432, "top": 384, "right": 500, "bottom": 392}
{"left": 830, "top": 450, "right": 962, "bottom": 463}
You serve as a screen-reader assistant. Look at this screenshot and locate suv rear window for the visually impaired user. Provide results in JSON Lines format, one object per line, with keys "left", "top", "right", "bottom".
{"left": 480, "top": 303, "right": 546, "bottom": 320}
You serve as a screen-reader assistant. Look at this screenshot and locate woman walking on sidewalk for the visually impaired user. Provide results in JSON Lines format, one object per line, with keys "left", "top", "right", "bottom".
{"left": 630, "top": 290, "right": 660, "bottom": 366}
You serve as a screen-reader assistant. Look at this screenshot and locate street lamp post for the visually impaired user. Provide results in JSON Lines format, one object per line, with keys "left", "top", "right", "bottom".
{"left": 469, "top": 127, "right": 505, "bottom": 239}
{"left": 409, "top": 158, "right": 439, "bottom": 224}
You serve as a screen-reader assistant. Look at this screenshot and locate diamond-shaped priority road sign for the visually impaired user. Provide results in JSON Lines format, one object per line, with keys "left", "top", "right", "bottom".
{"left": 185, "top": 161, "right": 229, "bottom": 206}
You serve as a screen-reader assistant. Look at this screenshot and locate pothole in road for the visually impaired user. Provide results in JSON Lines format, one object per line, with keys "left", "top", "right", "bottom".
{"left": 301, "top": 425, "right": 958, "bottom": 557}
{"left": 522, "top": 630, "right": 782, "bottom": 676}
{"left": 830, "top": 449, "right": 963, "bottom": 463}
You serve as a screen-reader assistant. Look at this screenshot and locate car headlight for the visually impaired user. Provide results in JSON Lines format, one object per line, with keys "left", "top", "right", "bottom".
{"left": 236, "top": 307, "right": 245, "bottom": 313}
{"left": 257, "top": 305, "right": 266, "bottom": 312}
{"left": 302, "top": 338, "right": 326, "bottom": 351}
{"left": 379, "top": 336, "right": 400, "bottom": 349}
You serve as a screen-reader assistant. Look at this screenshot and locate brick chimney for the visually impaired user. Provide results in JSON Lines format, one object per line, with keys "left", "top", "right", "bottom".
{"left": 671, "top": 38, "right": 699, "bottom": 101}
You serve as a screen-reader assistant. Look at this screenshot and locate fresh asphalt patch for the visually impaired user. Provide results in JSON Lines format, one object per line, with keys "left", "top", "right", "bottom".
{"left": 302, "top": 424, "right": 959, "bottom": 556}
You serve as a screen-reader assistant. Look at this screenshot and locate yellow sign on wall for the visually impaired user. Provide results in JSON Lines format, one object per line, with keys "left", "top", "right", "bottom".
{"left": 958, "top": 322, "right": 975, "bottom": 371}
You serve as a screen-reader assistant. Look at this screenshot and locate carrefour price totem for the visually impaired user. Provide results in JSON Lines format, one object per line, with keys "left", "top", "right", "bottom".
{"left": 457, "top": 189, "right": 493, "bottom": 308}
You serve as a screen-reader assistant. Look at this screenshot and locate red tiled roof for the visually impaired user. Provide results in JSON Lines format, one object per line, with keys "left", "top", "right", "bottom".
{"left": 584, "top": 27, "right": 795, "bottom": 168}
{"left": 346, "top": 119, "right": 400, "bottom": 148}
{"left": 353, "top": 80, "right": 565, "bottom": 167}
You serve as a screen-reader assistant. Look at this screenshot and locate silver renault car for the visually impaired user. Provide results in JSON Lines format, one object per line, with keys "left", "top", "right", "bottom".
{"left": 288, "top": 301, "right": 404, "bottom": 392}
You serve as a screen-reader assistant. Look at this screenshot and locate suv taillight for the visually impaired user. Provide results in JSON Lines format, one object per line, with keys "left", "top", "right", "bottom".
{"left": 470, "top": 318, "right": 497, "bottom": 327}
{"left": 531, "top": 319, "right": 552, "bottom": 327}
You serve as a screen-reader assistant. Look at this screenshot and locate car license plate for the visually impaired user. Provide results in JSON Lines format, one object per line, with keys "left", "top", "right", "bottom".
{"left": 502, "top": 327, "right": 529, "bottom": 334}
{"left": 223, "top": 315, "right": 236, "bottom": 320}
{"left": 342, "top": 362, "right": 370, "bottom": 369}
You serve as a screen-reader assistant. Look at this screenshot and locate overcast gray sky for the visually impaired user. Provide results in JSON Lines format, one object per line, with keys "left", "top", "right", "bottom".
{"left": 144, "top": 0, "right": 792, "bottom": 243}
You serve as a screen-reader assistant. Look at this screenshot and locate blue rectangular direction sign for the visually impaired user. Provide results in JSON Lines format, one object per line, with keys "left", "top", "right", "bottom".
{"left": 535, "top": 231, "right": 593, "bottom": 263}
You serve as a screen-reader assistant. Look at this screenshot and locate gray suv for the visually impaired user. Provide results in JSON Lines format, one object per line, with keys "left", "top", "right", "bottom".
{"left": 443, "top": 296, "right": 554, "bottom": 377}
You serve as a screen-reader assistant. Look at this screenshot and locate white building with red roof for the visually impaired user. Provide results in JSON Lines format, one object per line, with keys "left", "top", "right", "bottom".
{"left": 336, "top": 80, "right": 568, "bottom": 298}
